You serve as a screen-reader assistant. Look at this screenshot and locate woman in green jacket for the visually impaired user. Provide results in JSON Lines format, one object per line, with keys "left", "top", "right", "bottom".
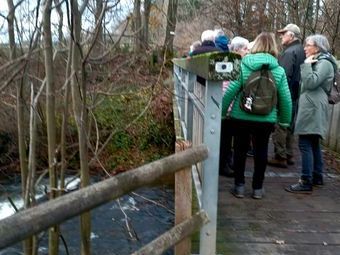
{"left": 286, "top": 34, "right": 336, "bottom": 193}
{"left": 222, "top": 32, "right": 292, "bottom": 199}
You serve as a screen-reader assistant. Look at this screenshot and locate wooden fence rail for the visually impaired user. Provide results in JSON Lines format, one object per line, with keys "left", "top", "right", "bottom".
{"left": 131, "top": 211, "right": 209, "bottom": 255}
{"left": 0, "top": 145, "right": 208, "bottom": 249}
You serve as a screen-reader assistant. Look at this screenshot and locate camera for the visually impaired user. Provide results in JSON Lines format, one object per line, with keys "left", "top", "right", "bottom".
{"left": 215, "top": 62, "right": 233, "bottom": 73}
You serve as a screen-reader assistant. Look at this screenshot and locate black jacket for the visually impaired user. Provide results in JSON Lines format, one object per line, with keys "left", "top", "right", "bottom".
{"left": 191, "top": 41, "right": 221, "bottom": 56}
{"left": 278, "top": 40, "right": 306, "bottom": 101}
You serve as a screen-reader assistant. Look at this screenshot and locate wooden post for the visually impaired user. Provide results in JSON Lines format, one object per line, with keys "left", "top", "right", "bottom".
{"left": 175, "top": 140, "right": 192, "bottom": 255}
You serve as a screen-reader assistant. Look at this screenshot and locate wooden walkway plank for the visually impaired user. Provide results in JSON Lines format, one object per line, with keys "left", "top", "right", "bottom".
{"left": 216, "top": 141, "right": 340, "bottom": 255}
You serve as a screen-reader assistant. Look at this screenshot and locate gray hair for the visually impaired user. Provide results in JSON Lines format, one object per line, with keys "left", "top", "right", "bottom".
{"left": 201, "top": 30, "right": 215, "bottom": 42}
{"left": 190, "top": 40, "right": 202, "bottom": 52}
{"left": 305, "top": 34, "right": 330, "bottom": 53}
{"left": 214, "top": 28, "right": 225, "bottom": 38}
{"left": 229, "top": 36, "right": 249, "bottom": 52}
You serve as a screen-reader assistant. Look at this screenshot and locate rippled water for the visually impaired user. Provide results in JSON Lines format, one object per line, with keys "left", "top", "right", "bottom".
{"left": 0, "top": 177, "right": 174, "bottom": 255}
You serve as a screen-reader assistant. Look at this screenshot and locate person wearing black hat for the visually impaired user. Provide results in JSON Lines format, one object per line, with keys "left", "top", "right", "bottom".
{"left": 268, "top": 24, "right": 305, "bottom": 168}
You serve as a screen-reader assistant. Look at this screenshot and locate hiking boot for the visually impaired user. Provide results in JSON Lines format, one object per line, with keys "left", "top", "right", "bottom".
{"left": 219, "top": 164, "right": 235, "bottom": 178}
{"left": 230, "top": 185, "right": 245, "bottom": 198}
{"left": 312, "top": 173, "right": 324, "bottom": 186}
{"left": 267, "top": 157, "right": 287, "bottom": 168}
{"left": 252, "top": 188, "right": 264, "bottom": 199}
{"left": 285, "top": 179, "right": 312, "bottom": 194}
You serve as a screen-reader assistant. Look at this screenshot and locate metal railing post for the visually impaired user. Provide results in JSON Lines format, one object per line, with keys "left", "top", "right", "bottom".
{"left": 185, "top": 72, "right": 195, "bottom": 141}
{"left": 199, "top": 80, "right": 222, "bottom": 255}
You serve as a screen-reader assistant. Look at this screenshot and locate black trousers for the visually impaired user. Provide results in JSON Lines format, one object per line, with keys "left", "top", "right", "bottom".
{"left": 232, "top": 119, "right": 274, "bottom": 189}
{"left": 219, "top": 118, "right": 234, "bottom": 171}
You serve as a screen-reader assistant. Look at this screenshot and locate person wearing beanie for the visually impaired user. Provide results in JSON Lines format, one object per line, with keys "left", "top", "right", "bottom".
{"left": 214, "top": 29, "right": 230, "bottom": 52}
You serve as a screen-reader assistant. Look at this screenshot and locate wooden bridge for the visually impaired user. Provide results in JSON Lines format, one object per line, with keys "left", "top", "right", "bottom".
{"left": 172, "top": 52, "right": 340, "bottom": 255}
{"left": 0, "top": 52, "right": 340, "bottom": 255}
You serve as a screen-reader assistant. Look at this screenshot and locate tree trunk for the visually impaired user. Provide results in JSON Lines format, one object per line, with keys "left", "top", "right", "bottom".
{"left": 43, "top": 0, "right": 60, "bottom": 254}
{"left": 94, "top": 0, "right": 104, "bottom": 55}
{"left": 142, "top": 0, "right": 151, "bottom": 49}
{"left": 6, "top": 0, "right": 31, "bottom": 254}
{"left": 70, "top": 1, "right": 91, "bottom": 254}
{"left": 133, "top": 0, "right": 142, "bottom": 52}
{"left": 163, "top": 0, "right": 178, "bottom": 56}
{"left": 54, "top": 0, "right": 64, "bottom": 45}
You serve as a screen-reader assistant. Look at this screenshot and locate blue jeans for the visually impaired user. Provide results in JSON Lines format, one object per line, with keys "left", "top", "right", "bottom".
{"left": 299, "top": 135, "right": 323, "bottom": 182}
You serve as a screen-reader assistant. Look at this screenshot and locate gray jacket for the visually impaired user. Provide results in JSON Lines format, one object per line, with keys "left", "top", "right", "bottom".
{"left": 294, "top": 53, "right": 334, "bottom": 139}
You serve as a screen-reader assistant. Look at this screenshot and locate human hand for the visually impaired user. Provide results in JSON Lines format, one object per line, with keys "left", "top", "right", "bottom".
{"left": 304, "top": 55, "right": 317, "bottom": 64}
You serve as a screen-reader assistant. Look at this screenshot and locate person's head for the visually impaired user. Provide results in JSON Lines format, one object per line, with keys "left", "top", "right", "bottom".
{"left": 304, "top": 34, "right": 330, "bottom": 57}
{"left": 214, "top": 28, "right": 225, "bottom": 38}
{"left": 277, "top": 23, "right": 301, "bottom": 46}
{"left": 201, "top": 30, "right": 215, "bottom": 42}
{"left": 229, "top": 36, "right": 249, "bottom": 57}
{"left": 250, "top": 32, "right": 279, "bottom": 57}
{"left": 214, "top": 29, "right": 229, "bottom": 52}
{"left": 189, "top": 40, "right": 202, "bottom": 53}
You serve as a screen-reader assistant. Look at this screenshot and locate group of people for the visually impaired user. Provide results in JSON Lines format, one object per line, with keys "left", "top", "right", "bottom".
{"left": 188, "top": 24, "right": 337, "bottom": 199}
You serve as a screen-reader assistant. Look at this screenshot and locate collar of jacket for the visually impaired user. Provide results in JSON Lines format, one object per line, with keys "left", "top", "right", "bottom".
{"left": 201, "top": 40, "right": 216, "bottom": 47}
{"left": 283, "top": 39, "right": 302, "bottom": 49}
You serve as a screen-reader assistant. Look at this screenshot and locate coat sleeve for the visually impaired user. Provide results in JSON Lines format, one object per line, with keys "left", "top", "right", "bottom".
{"left": 300, "top": 60, "right": 334, "bottom": 92}
{"left": 276, "top": 72, "right": 292, "bottom": 127}
{"left": 221, "top": 79, "right": 242, "bottom": 117}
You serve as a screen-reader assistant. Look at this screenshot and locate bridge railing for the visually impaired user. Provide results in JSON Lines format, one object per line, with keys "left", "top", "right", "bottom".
{"left": 172, "top": 52, "right": 241, "bottom": 255}
{"left": 0, "top": 145, "right": 208, "bottom": 255}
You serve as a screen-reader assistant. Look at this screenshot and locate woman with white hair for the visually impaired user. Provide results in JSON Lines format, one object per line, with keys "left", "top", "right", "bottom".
{"left": 229, "top": 36, "right": 250, "bottom": 57}
{"left": 190, "top": 29, "right": 221, "bottom": 56}
{"left": 286, "top": 34, "right": 337, "bottom": 193}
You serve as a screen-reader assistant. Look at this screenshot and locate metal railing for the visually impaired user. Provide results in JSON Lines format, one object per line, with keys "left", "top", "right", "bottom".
{"left": 172, "top": 52, "right": 241, "bottom": 255}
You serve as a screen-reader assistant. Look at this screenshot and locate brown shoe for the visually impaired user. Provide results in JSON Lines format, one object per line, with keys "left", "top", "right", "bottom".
{"left": 267, "top": 157, "right": 287, "bottom": 168}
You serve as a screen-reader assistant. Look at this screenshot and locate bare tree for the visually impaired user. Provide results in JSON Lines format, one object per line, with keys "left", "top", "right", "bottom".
{"left": 133, "top": 0, "right": 142, "bottom": 52}
{"left": 70, "top": 0, "right": 91, "bottom": 254}
{"left": 164, "top": 0, "right": 178, "bottom": 54}
{"left": 142, "top": 0, "right": 152, "bottom": 49}
{"left": 6, "top": 0, "right": 33, "bottom": 254}
{"left": 42, "top": 0, "right": 60, "bottom": 254}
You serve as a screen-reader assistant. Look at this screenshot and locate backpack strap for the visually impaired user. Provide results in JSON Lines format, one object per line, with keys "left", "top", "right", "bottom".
{"left": 317, "top": 53, "right": 337, "bottom": 95}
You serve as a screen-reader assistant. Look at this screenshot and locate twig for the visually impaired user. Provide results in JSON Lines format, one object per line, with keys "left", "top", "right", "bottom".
{"left": 131, "top": 192, "right": 174, "bottom": 215}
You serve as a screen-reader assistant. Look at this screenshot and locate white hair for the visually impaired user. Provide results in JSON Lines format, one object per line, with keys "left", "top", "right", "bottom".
{"left": 229, "top": 36, "right": 249, "bottom": 52}
{"left": 189, "top": 40, "right": 202, "bottom": 52}
{"left": 201, "top": 30, "right": 215, "bottom": 42}
{"left": 214, "top": 28, "right": 225, "bottom": 38}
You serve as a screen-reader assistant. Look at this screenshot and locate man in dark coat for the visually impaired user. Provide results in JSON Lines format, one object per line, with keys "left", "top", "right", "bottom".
{"left": 268, "top": 23, "right": 306, "bottom": 168}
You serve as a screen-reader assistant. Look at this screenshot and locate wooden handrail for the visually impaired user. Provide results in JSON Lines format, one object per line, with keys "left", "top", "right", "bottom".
{"left": 0, "top": 145, "right": 208, "bottom": 249}
{"left": 131, "top": 211, "right": 209, "bottom": 255}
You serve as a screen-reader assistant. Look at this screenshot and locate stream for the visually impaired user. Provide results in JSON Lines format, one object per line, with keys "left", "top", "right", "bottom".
{"left": 0, "top": 176, "right": 174, "bottom": 255}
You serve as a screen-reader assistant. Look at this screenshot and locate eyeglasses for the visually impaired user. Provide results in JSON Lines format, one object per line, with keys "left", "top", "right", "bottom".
{"left": 305, "top": 43, "right": 316, "bottom": 47}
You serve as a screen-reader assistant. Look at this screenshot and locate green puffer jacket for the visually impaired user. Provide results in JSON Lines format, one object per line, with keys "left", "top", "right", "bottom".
{"left": 222, "top": 53, "right": 292, "bottom": 126}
